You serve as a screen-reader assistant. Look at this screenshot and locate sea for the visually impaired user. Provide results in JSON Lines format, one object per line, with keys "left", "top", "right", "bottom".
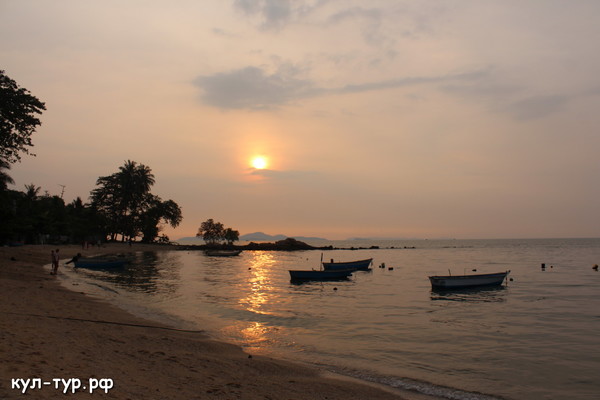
{"left": 55, "top": 238, "right": 600, "bottom": 400}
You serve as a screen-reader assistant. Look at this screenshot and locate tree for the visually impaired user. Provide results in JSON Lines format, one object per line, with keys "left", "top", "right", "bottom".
{"left": 65, "top": 197, "right": 105, "bottom": 244}
{"left": 0, "top": 159, "right": 16, "bottom": 243}
{"left": 197, "top": 219, "right": 239, "bottom": 246}
{"left": 139, "top": 196, "right": 182, "bottom": 243}
{"left": 197, "top": 219, "right": 224, "bottom": 245}
{"left": 0, "top": 158, "right": 14, "bottom": 190}
{"left": 90, "top": 160, "right": 181, "bottom": 242}
{"left": 223, "top": 228, "right": 240, "bottom": 245}
{"left": 0, "top": 70, "right": 46, "bottom": 163}
{"left": 91, "top": 160, "right": 155, "bottom": 240}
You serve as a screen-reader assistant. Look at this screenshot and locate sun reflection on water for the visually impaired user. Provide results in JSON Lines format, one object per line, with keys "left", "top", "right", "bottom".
{"left": 241, "top": 251, "right": 276, "bottom": 315}
{"left": 236, "top": 252, "right": 279, "bottom": 351}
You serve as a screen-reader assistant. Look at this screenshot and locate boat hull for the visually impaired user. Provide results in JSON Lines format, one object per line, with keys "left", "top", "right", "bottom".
{"left": 322, "top": 258, "right": 373, "bottom": 271}
{"left": 289, "top": 269, "right": 353, "bottom": 281}
{"left": 429, "top": 271, "right": 509, "bottom": 289}
{"left": 205, "top": 250, "right": 242, "bottom": 257}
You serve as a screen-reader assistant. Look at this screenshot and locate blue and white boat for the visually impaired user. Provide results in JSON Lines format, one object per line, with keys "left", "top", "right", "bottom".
{"left": 73, "top": 258, "right": 128, "bottom": 269}
{"left": 289, "top": 269, "right": 353, "bottom": 282}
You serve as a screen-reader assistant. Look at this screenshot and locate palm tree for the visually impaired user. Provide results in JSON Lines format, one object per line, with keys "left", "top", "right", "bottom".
{"left": 24, "top": 183, "right": 40, "bottom": 199}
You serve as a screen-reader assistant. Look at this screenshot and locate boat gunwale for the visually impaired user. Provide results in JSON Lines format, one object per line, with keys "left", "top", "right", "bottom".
{"left": 428, "top": 271, "right": 509, "bottom": 280}
{"left": 322, "top": 258, "right": 373, "bottom": 266}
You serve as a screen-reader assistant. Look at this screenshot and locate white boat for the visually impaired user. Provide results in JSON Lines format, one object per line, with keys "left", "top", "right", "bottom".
{"left": 322, "top": 258, "right": 373, "bottom": 271}
{"left": 429, "top": 271, "right": 510, "bottom": 290}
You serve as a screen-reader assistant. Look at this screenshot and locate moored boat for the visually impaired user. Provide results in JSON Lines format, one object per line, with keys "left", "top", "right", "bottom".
{"left": 204, "top": 249, "right": 242, "bottom": 257}
{"left": 429, "top": 271, "right": 510, "bottom": 290}
{"left": 289, "top": 269, "right": 353, "bottom": 282}
{"left": 322, "top": 258, "right": 373, "bottom": 271}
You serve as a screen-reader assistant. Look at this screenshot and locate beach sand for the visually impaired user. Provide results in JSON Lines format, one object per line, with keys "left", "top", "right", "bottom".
{"left": 0, "top": 244, "right": 424, "bottom": 399}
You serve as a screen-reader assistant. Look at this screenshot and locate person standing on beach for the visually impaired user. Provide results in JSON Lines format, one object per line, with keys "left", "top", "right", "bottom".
{"left": 51, "top": 249, "right": 60, "bottom": 275}
{"left": 50, "top": 250, "right": 55, "bottom": 274}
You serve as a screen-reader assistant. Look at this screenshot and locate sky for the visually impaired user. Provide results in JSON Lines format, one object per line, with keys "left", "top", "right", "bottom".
{"left": 2, "top": 0, "right": 600, "bottom": 240}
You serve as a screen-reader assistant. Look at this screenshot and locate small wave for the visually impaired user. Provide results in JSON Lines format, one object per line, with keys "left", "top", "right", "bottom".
{"left": 331, "top": 368, "right": 505, "bottom": 400}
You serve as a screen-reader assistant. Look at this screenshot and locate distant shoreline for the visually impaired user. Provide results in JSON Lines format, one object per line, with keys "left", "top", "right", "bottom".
{"left": 174, "top": 237, "right": 415, "bottom": 251}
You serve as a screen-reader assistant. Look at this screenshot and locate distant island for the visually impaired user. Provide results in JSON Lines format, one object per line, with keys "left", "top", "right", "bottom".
{"left": 239, "top": 232, "right": 328, "bottom": 242}
{"left": 177, "top": 232, "right": 328, "bottom": 243}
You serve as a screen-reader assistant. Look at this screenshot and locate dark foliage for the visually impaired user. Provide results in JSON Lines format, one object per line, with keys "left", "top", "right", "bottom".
{"left": 0, "top": 70, "right": 46, "bottom": 163}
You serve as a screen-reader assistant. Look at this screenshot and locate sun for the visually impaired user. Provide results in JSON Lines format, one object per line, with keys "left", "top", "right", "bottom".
{"left": 251, "top": 156, "right": 268, "bottom": 170}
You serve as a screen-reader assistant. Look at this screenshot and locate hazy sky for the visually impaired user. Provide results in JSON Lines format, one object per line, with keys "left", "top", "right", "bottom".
{"left": 2, "top": 0, "right": 600, "bottom": 240}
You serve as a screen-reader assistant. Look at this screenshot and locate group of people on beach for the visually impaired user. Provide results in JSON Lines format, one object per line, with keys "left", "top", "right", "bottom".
{"left": 50, "top": 249, "right": 83, "bottom": 275}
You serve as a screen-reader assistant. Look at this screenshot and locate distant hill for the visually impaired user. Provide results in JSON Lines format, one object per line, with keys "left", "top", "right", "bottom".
{"left": 240, "top": 232, "right": 286, "bottom": 241}
{"left": 240, "top": 232, "right": 328, "bottom": 241}
{"left": 177, "top": 232, "right": 328, "bottom": 243}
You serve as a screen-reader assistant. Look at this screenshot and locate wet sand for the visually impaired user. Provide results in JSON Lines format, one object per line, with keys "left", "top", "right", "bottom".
{"left": 0, "top": 244, "right": 421, "bottom": 399}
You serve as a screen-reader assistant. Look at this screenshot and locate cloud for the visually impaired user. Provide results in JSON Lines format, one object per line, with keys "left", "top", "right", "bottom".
{"left": 195, "top": 65, "right": 489, "bottom": 110}
{"left": 233, "top": 0, "right": 294, "bottom": 30}
{"left": 211, "top": 27, "right": 236, "bottom": 38}
{"left": 333, "top": 69, "right": 489, "bottom": 95}
{"left": 328, "top": 7, "right": 384, "bottom": 45}
{"left": 249, "top": 168, "right": 316, "bottom": 180}
{"left": 502, "top": 95, "right": 569, "bottom": 121}
{"left": 328, "top": 7, "right": 381, "bottom": 25}
{"left": 443, "top": 80, "right": 572, "bottom": 121}
{"left": 194, "top": 66, "right": 313, "bottom": 110}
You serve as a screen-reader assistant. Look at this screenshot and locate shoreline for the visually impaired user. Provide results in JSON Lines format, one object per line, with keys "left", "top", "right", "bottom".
{"left": 0, "top": 244, "right": 429, "bottom": 399}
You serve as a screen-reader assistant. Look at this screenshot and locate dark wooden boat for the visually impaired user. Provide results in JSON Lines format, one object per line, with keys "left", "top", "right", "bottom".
{"left": 205, "top": 249, "right": 242, "bottom": 257}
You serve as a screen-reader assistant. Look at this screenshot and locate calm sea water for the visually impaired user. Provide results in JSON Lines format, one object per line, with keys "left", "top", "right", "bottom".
{"left": 59, "top": 238, "right": 600, "bottom": 400}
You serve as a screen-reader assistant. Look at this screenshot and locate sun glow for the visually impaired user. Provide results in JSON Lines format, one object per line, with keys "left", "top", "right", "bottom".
{"left": 251, "top": 156, "right": 268, "bottom": 169}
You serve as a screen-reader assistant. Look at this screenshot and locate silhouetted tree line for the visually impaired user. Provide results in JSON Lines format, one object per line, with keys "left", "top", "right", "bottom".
{"left": 0, "top": 160, "right": 182, "bottom": 245}
{"left": 0, "top": 70, "right": 182, "bottom": 245}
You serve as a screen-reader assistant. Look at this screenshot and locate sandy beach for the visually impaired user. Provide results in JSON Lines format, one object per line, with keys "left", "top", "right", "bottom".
{"left": 0, "top": 244, "right": 419, "bottom": 399}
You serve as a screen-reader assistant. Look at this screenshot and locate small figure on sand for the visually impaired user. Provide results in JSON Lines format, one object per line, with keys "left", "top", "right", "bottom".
{"left": 51, "top": 249, "right": 60, "bottom": 275}
{"left": 66, "top": 253, "right": 82, "bottom": 266}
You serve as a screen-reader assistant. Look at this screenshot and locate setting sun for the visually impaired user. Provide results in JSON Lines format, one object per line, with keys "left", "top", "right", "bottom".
{"left": 251, "top": 156, "right": 268, "bottom": 169}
